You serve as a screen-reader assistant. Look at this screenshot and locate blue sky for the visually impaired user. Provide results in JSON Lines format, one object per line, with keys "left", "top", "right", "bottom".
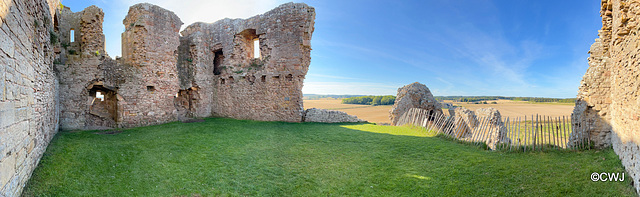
{"left": 62, "top": 0, "right": 601, "bottom": 98}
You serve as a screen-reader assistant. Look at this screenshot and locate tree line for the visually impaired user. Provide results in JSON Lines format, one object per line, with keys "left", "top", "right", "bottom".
{"left": 342, "top": 95, "right": 396, "bottom": 105}
{"left": 304, "top": 94, "right": 364, "bottom": 100}
{"left": 434, "top": 96, "right": 576, "bottom": 103}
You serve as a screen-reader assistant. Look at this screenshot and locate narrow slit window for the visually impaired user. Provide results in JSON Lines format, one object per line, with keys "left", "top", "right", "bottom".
{"left": 253, "top": 38, "right": 260, "bottom": 58}
{"left": 70, "top": 29, "right": 75, "bottom": 43}
{"left": 213, "top": 49, "right": 223, "bottom": 75}
{"left": 147, "top": 86, "right": 156, "bottom": 91}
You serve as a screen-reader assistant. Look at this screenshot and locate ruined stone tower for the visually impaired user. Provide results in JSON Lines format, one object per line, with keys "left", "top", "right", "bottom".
{"left": 0, "top": 1, "right": 314, "bottom": 195}
{"left": 118, "top": 3, "right": 183, "bottom": 127}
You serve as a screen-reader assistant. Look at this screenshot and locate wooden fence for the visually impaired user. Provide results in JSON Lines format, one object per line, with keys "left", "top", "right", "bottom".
{"left": 396, "top": 108, "right": 593, "bottom": 152}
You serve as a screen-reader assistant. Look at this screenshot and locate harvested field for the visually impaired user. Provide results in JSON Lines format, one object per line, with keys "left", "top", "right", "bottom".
{"left": 304, "top": 99, "right": 574, "bottom": 124}
{"left": 444, "top": 100, "right": 574, "bottom": 119}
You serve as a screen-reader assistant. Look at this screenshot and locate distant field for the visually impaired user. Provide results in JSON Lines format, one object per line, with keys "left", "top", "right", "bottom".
{"left": 446, "top": 99, "right": 574, "bottom": 119}
{"left": 304, "top": 99, "right": 574, "bottom": 124}
{"left": 304, "top": 98, "right": 392, "bottom": 124}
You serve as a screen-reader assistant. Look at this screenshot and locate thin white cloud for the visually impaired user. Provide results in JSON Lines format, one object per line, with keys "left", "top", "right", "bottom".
{"left": 102, "top": 0, "right": 292, "bottom": 56}
{"left": 302, "top": 81, "right": 401, "bottom": 95}
{"left": 116, "top": 0, "right": 288, "bottom": 29}
{"left": 306, "top": 73, "right": 365, "bottom": 81}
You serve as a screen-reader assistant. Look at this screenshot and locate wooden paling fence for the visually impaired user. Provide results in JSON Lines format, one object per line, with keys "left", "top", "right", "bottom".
{"left": 396, "top": 108, "right": 594, "bottom": 152}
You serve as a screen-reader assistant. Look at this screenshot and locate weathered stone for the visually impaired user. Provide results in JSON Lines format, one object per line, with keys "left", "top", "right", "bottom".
{"left": 450, "top": 107, "right": 478, "bottom": 138}
{"left": 56, "top": 2, "right": 315, "bottom": 130}
{"left": 389, "top": 82, "right": 442, "bottom": 126}
{"left": 475, "top": 107, "right": 510, "bottom": 150}
{"left": 569, "top": 0, "right": 640, "bottom": 193}
{"left": 179, "top": 2, "right": 314, "bottom": 122}
{"left": 303, "top": 108, "right": 365, "bottom": 123}
{"left": 0, "top": 154, "right": 16, "bottom": 189}
{"left": 1, "top": 0, "right": 316, "bottom": 194}
{"left": 0, "top": 0, "right": 60, "bottom": 195}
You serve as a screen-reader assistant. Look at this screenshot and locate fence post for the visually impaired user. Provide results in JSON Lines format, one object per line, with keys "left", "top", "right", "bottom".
{"left": 562, "top": 116, "right": 569, "bottom": 149}
{"left": 524, "top": 116, "right": 527, "bottom": 152}
{"left": 472, "top": 117, "right": 483, "bottom": 145}
{"left": 518, "top": 116, "right": 522, "bottom": 152}
{"left": 547, "top": 116, "right": 552, "bottom": 149}
{"left": 515, "top": 117, "right": 520, "bottom": 151}
{"left": 554, "top": 117, "right": 560, "bottom": 149}
{"left": 426, "top": 112, "right": 436, "bottom": 133}
{"left": 533, "top": 114, "right": 540, "bottom": 150}
{"left": 508, "top": 117, "right": 513, "bottom": 151}
{"left": 435, "top": 112, "right": 444, "bottom": 134}
{"left": 438, "top": 114, "right": 448, "bottom": 134}
{"left": 542, "top": 115, "right": 546, "bottom": 151}
{"left": 502, "top": 117, "right": 507, "bottom": 151}
{"left": 548, "top": 116, "right": 554, "bottom": 149}
{"left": 481, "top": 116, "right": 492, "bottom": 148}
{"left": 552, "top": 116, "right": 557, "bottom": 150}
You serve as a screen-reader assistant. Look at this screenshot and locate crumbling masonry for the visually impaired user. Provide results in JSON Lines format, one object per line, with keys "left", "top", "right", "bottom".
{"left": 569, "top": 0, "right": 640, "bottom": 193}
{"left": 0, "top": 1, "right": 314, "bottom": 195}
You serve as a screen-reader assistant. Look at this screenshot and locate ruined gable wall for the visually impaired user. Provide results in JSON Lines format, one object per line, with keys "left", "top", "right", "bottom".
{"left": 55, "top": 6, "right": 112, "bottom": 130}
{"left": 119, "top": 3, "right": 182, "bottom": 127}
{"left": 179, "top": 3, "right": 315, "bottom": 122}
{"left": 571, "top": 0, "right": 640, "bottom": 193}
{"left": 0, "top": 0, "right": 60, "bottom": 195}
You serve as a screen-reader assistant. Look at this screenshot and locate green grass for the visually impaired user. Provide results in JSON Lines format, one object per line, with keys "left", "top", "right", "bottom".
{"left": 24, "top": 118, "right": 635, "bottom": 196}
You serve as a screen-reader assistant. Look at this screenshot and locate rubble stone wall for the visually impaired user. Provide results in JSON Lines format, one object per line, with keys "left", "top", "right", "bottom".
{"left": 118, "top": 3, "right": 183, "bottom": 127}
{"left": 303, "top": 108, "right": 365, "bottom": 123}
{"left": 55, "top": 5, "right": 111, "bottom": 130}
{"left": 0, "top": 0, "right": 60, "bottom": 195}
{"left": 570, "top": 0, "right": 640, "bottom": 193}
{"left": 179, "top": 3, "right": 315, "bottom": 122}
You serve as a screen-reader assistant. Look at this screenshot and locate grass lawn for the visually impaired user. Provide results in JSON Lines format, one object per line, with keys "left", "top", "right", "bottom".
{"left": 24, "top": 118, "right": 635, "bottom": 196}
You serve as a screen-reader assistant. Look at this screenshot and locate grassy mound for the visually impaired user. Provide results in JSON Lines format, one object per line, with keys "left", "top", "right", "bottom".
{"left": 24, "top": 118, "right": 635, "bottom": 196}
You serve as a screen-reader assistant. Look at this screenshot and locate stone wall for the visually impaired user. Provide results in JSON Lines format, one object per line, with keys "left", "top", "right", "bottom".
{"left": 118, "top": 3, "right": 183, "bottom": 128}
{"left": 55, "top": 5, "right": 112, "bottom": 130}
{"left": 55, "top": 3, "right": 315, "bottom": 130}
{"left": 570, "top": 0, "right": 640, "bottom": 193}
{"left": 303, "top": 108, "right": 365, "bottom": 123}
{"left": 178, "top": 3, "right": 315, "bottom": 122}
{"left": 0, "top": 0, "right": 60, "bottom": 195}
{"left": 0, "top": 1, "right": 315, "bottom": 194}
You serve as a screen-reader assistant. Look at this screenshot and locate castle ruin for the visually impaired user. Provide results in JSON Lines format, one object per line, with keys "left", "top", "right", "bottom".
{"left": 0, "top": 0, "right": 315, "bottom": 195}
{"left": 569, "top": 0, "right": 640, "bottom": 193}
